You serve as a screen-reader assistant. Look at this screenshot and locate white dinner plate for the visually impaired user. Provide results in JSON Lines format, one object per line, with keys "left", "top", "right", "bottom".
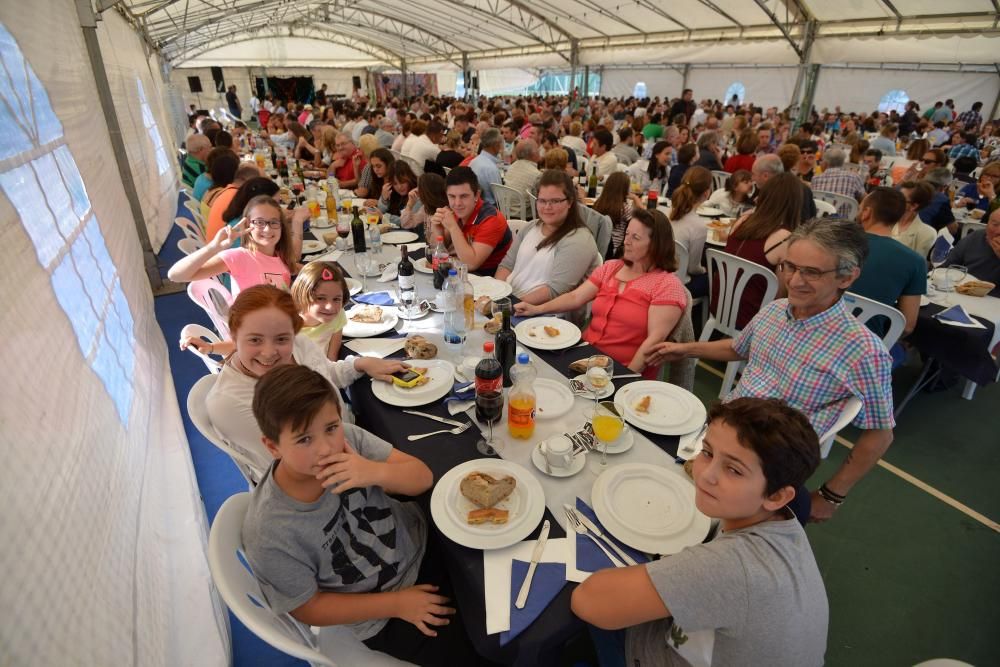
{"left": 370, "top": 359, "right": 454, "bottom": 407}
{"left": 531, "top": 438, "right": 586, "bottom": 477}
{"left": 414, "top": 257, "right": 434, "bottom": 274}
{"left": 532, "top": 378, "right": 575, "bottom": 421}
{"left": 309, "top": 217, "right": 334, "bottom": 229}
{"left": 430, "top": 459, "right": 546, "bottom": 550}
{"left": 514, "top": 317, "right": 582, "bottom": 350}
{"left": 301, "top": 240, "right": 326, "bottom": 254}
{"left": 382, "top": 230, "right": 420, "bottom": 245}
{"left": 573, "top": 374, "right": 614, "bottom": 399}
{"left": 469, "top": 275, "right": 513, "bottom": 300}
{"left": 342, "top": 308, "right": 399, "bottom": 338}
{"left": 613, "top": 381, "right": 706, "bottom": 436}
{"left": 696, "top": 205, "right": 724, "bottom": 217}
{"left": 592, "top": 464, "right": 711, "bottom": 555}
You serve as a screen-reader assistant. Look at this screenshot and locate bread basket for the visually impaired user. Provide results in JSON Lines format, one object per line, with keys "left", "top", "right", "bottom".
{"left": 955, "top": 280, "right": 995, "bottom": 297}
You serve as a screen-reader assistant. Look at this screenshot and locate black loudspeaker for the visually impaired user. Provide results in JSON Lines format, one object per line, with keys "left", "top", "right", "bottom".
{"left": 187, "top": 76, "right": 202, "bottom": 94}
{"left": 211, "top": 66, "right": 225, "bottom": 93}
{"left": 471, "top": 75, "right": 479, "bottom": 91}
{"left": 352, "top": 75, "right": 362, "bottom": 90}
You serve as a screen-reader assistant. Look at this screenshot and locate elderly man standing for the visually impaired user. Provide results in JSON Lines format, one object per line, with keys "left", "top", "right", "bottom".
{"left": 648, "top": 218, "right": 895, "bottom": 523}
{"left": 182, "top": 134, "right": 211, "bottom": 188}
{"left": 811, "top": 148, "right": 865, "bottom": 218}
{"left": 469, "top": 128, "right": 504, "bottom": 206}
{"left": 501, "top": 139, "right": 541, "bottom": 219}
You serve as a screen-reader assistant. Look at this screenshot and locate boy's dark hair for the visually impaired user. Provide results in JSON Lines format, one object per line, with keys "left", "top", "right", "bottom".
{"left": 863, "top": 186, "right": 906, "bottom": 224}
{"left": 593, "top": 129, "right": 614, "bottom": 150}
{"left": 707, "top": 398, "right": 820, "bottom": 495}
{"left": 445, "top": 165, "right": 481, "bottom": 193}
{"left": 252, "top": 365, "right": 341, "bottom": 443}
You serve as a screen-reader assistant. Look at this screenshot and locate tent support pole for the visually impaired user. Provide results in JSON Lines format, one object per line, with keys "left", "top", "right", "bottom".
{"left": 401, "top": 59, "right": 409, "bottom": 98}
{"left": 462, "top": 52, "right": 470, "bottom": 101}
{"left": 569, "top": 39, "right": 579, "bottom": 108}
{"left": 682, "top": 64, "right": 690, "bottom": 92}
{"left": 790, "top": 19, "right": 818, "bottom": 131}
{"left": 582, "top": 65, "right": 590, "bottom": 98}
{"left": 76, "top": 0, "right": 164, "bottom": 292}
{"left": 990, "top": 64, "right": 1000, "bottom": 121}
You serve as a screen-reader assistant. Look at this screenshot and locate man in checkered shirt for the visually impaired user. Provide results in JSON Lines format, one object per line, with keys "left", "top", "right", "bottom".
{"left": 811, "top": 148, "right": 865, "bottom": 219}
{"left": 956, "top": 102, "right": 984, "bottom": 134}
{"left": 947, "top": 132, "right": 982, "bottom": 164}
{"left": 648, "top": 218, "right": 894, "bottom": 524}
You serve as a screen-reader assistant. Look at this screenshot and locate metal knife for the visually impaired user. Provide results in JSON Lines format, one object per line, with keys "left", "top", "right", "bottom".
{"left": 514, "top": 520, "right": 551, "bottom": 609}
{"left": 574, "top": 513, "right": 638, "bottom": 566}
{"left": 401, "top": 409, "right": 465, "bottom": 428}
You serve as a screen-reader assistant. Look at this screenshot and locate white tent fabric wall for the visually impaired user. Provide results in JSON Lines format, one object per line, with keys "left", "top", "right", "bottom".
{"left": 688, "top": 68, "right": 798, "bottom": 110}
{"left": 600, "top": 69, "right": 684, "bottom": 100}
{"left": 97, "top": 10, "right": 180, "bottom": 252}
{"left": 812, "top": 68, "right": 1000, "bottom": 117}
{"left": 0, "top": 2, "right": 227, "bottom": 665}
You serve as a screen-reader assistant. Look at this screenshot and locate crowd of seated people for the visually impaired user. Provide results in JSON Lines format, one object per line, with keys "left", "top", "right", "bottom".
{"left": 175, "top": 87, "right": 1000, "bottom": 666}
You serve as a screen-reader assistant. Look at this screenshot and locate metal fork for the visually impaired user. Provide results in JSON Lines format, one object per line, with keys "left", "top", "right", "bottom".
{"left": 564, "top": 508, "right": 625, "bottom": 568}
{"left": 407, "top": 422, "right": 472, "bottom": 441}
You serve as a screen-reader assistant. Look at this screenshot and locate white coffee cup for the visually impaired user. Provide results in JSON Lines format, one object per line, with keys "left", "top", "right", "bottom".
{"left": 542, "top": 435, "right": 574, "bottom": 470}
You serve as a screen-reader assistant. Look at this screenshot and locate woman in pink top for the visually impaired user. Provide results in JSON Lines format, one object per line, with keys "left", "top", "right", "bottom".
{"left": 168, "top": 194, "right": 303, "bottom": 297}
{"left": 515, "top": 209, "right": 687, "bottom": 378}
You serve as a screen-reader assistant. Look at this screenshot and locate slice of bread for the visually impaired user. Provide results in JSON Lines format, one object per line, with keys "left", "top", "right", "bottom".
{"left": 460, "top": 472, "right": 516, "bottom": 509}
{"left": 467, "top": 508, "right": 510, "bottom": 524}
{"left": 350, "top": 306, "right": 383, "bottom": 323}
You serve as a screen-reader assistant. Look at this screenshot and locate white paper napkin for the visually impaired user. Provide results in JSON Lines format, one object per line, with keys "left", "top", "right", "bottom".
{"left": 483, "top": 538, "right": 569, "bottom": 635}
{"left": 378, "top": 264, "right": 398, "bottom": 282}
{"left": 343, "top": 338, "right": 406, "bottom": 358}
{"left": 407, "top": 242, "right": 428, "bottom": 253}
{"left": 447, "top": 400, "right": 474, "bottom": 416}
{"left": 306, "top": 249, "right": 343, "bottom": 264}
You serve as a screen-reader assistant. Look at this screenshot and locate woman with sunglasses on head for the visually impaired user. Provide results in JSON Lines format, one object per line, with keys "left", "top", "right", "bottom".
{"left": 168, "top": 194, "right": 303, "bottom": 296}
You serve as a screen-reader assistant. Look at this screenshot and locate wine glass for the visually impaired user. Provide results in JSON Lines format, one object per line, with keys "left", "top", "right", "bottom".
{"left": 944, "top": 264, "right": 968, "bottom": 302}
{"left": 930, "top": 241, "right": 951, "bottom": 269}
{"left": 475, "top": 389, "right": 505, "bottom": 456}
{"left": 355, "top": 252, "right": 374, "bottom": 293}
{"left": 588, "top": 401, "right": 624, "bottom": 475}
{"left": 584, "top": 355, "right": 611, "bottom": 407}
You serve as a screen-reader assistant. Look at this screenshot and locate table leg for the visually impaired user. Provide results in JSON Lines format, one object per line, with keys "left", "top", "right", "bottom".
{"left": 961, "top": 380, "right": 978, "bottom": 400}
{"left": 894, "top": 357, "right": 940, "bottom": 418}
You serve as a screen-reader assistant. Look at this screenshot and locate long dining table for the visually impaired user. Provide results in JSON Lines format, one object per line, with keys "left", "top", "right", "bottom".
{"left": 303, "top": 230, "right": 707, "bottom": 666}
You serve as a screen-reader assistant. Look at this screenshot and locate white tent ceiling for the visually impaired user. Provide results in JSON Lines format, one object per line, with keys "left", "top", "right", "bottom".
{"left": 121, "top": 0, "right": 1000, "bottom": 71}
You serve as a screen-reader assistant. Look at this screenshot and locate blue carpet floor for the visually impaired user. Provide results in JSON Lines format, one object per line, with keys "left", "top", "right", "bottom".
{"left": 154, "top": 197, "right": 305, "bottom": 667}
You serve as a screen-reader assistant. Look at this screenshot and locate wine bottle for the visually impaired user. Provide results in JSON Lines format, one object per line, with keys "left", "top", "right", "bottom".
{"left": 587, "top": 163, "right": 599, "bottom": 198}
{"left": 494, "top": 307, "right": 516, "bottom": 388}
{"left": 350, "top": 206, "right": 366, "bottom": 253}
{"left": 398, "top": 244, "right": 415, "bottom": 306}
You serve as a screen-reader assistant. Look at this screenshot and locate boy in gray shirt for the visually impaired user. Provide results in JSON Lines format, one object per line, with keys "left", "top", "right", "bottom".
{"left": 242, "top": 365, "right": 477, "bottom": 665}
{"left": 572, "top": 397, "right": 829, "bottom": 666}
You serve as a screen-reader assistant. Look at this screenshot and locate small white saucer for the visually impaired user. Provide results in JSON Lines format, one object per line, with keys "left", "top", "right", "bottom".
{"left": 573, "top": 374, "right": 614, "bottom": 399}
{"left": 599, "top": 426, "right": 635, "bottom": 455}
{"left": 531, "top": 439, "right": 586, "bottom": 477}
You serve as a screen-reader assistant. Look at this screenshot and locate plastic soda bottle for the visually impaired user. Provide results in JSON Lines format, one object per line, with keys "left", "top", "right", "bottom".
{"left": 507, "top": 353, "right": 537, "bottom": 439}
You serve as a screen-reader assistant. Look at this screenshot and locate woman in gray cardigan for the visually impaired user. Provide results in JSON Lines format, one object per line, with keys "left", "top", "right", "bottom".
{"left": 495, "top": 170, "right": 601, "bottom": 308}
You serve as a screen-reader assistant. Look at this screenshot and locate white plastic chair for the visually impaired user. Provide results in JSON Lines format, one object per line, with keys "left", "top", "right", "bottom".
{"left": 710, "top": 170, "right": 728, "bottom": 193}
{"left": 507, "top": 219, "right": 530, "bottom": 237}
{"left": 817, "top": 396, "right": 863, "bottom": 458}
{"left": 400, "top": 154, "right": 423, "bottom": 176}
{"left": 959, "top": 220, "right": 987, "bottom": 239}
{"left": 814, "top": 198, "right": 837, "bottom": 217}
{"left": 180, "top": 323, "right": 224, "bottom": 374}
{"left": 188, "top": 375, "right": 263, "bottom": 486}
{"left": 208, "top": 493, "right": 335, "bottom": 666}
{"left": 209, "top": 493, "right": 416, "bottom": 667}
{"left": 175, "top": 215, "right": 205, "bottom": 243}
{"left": 578, "top": 205, "right": 613, "bottom": 259}
{"left": 843, "top": 291, "right": 907, "bottom": 350}
{"left": 702, "top": 249, "right": 779, "bottom": 398}
{"left": 188, "top": 278, "right": 234, "bottom": 339}
{"left": 491, "top": 182, "right": 528, "bottom": 222}
{"left": 526, "top": 191, "right": 537, "bottom": 220}
{"left": 674, "top": 242, "right": 706, "bottom": 327}
{"left": 813, "top": 189, "right": 859, "bottom": 220}
{"left": 388, "top": 149, "right": 403, "bottom": 161}
{"left": 615, "top": 162, "right": 629, "bottom": 173}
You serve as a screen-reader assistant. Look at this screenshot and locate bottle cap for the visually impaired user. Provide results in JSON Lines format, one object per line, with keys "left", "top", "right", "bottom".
{"left": 448, "top": 268, "right": 457, "bottom": 276}
{"left": 517, "top": 353, "right": 529, "bottom": 364}
{"left": 436, "top": 236, "right": 444, "bottom": 241}
{"left": 483, "top": 341, "right": 494, "bottom": 352}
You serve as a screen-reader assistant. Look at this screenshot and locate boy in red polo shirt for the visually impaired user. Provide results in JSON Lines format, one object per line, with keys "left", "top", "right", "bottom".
{"left": 430, "top": 166, "right": 512, "bottom": 276}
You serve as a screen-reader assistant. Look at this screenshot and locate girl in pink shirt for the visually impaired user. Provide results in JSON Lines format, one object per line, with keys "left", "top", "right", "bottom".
{"left": 168, "top": 195, "right": 302, "bottom": 297}
{"left": 515, "top": 208, "right": 687, "bottom": 378}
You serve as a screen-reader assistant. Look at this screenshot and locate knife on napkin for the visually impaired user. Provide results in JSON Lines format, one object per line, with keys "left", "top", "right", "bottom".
{"left": 514, "top": 520, "right": 550, "bottom": 609}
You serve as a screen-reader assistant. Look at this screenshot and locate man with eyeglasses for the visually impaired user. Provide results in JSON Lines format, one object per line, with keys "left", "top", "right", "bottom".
{"left": 648, "top": 218, "right": 894, "bottom": 524}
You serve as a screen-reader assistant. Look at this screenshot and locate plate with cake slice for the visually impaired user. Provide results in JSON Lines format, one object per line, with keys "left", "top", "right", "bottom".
{"left": 342, "top": 305, "right": 399, "bottom": 338}
{"left": 430, "top": 459, "right": 545, "bottom": 550}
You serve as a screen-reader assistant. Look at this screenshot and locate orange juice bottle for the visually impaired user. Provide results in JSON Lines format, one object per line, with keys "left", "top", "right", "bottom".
{"left": 507, "top": 353, "right": 536, "bottom": 439}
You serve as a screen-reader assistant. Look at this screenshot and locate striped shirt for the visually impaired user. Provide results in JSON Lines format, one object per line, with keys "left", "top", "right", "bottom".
{"left": 811, "top": 168, "right": 864, "bottom": 217}
{"left": 948, "top": 143, "right": 980, "bottom": 162}
{"left": 729, "top": 298, "right": 895, "bottom": 436}
{"left": 956, "top": 110, "right": 982, "bottom": 132}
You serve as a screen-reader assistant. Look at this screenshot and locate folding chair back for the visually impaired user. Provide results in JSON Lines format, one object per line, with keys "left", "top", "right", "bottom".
{"left": 188, "top": 279, "right": 234, "bottom": 339}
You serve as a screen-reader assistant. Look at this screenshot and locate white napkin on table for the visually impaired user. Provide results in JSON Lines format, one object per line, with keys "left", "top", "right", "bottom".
{"left": 378, "top": 264, "right": 398, "bottom": 282}
{"left": 406, "top": 242, "right": 428, "bottom": 253}
{"left": 343, "top": 337, "right": 406, "bottom": 358}
{"left": 306, "top": 249, "right": 343, "bottom": 264}
{"left": 483, "top": 538, "right": 569, "bottom": 635}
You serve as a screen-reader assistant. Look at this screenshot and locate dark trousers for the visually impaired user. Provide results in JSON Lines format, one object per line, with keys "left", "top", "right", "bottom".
{"left": 363, "top": 536, "right": 483, "bottom": 666}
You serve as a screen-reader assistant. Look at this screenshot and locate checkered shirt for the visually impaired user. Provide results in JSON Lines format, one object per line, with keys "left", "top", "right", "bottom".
{"left": 956, "top": 110, "right": 982, "bottom": 132}
{"left": 729, "top": 299, "right": 895, "bottom": 436}
{"left": 948, "top": 143, "right": 981, "bottom": 162}
{"left": 811, "top": 168, "right": 865, "bottom": 217}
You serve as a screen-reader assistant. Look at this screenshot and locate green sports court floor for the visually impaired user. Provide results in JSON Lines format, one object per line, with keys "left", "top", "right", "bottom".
{"left": 689, "top": 360, "right": 1000, "bottom": 667}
